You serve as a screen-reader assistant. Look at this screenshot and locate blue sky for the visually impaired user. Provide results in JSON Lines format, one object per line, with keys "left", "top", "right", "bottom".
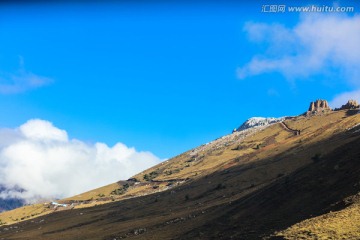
{"left": 0, "top": 1, "right": 359, "bottom": 159}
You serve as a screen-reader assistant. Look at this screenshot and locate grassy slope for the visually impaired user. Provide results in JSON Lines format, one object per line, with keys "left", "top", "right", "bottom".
{"left": 275, "top": 201, "right": 360, "bottom": 239}
{"left": 0, "top": 110, "right": 360, "bottom": 239}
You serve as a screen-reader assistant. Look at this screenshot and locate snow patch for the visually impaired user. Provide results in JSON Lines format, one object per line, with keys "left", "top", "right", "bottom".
{"left": 236, "top": 117, "right": 286, "bottom": 132}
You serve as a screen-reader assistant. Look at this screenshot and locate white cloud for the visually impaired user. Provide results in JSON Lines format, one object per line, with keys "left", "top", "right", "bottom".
{"left": 0, "top": 57, "right": 52, "bottom": 94}
{"left": 238, "top": 14, "right": 360, "bottom": 82}
{"left": 238, "top": 13, "right": 360, "bottom": 108}
{"left": 0, "top": 119, "right": 161, "bottom": 202}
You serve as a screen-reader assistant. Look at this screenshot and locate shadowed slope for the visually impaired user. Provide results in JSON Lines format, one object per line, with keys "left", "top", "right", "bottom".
{"left": 0, "top": 110, "right": 360, "bottom": 239}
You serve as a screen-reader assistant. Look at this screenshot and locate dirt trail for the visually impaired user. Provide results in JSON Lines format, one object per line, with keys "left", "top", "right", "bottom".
{"left": 280, "top": 121, "right": 301, "bottom": 135}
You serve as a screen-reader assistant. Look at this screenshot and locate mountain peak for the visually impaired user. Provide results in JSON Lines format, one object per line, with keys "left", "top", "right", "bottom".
{"left": 235, "top": 116, "right": 286, "bottom": 132}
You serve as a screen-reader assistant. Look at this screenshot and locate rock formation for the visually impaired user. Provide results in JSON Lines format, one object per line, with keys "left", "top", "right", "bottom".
{"left": 339, "top": 100, "right": 360, "bottom": 110}
{"left": 308, "top": 99, "right": 330, "bottom": 112}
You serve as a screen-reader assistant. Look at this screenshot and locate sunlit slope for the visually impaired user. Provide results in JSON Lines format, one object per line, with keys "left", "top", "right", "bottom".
{"left": 0, "top": 109, "right": 360, "bottom": 239}
{"left": 1, "top": 110, "right": 359, "bottom": 222}
{"left": 275, "top": 200, "right": 360, "bottom": 239}
{"left": 135, "top": 110, "right": 359, "bottom": 182}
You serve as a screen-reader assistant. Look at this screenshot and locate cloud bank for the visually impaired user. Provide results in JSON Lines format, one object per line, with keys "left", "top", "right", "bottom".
{"left": 238, "top": 13, "right": 360, "bottom": 107}
{"left": 0, "top": 119, "right": 160, "bottom": 202}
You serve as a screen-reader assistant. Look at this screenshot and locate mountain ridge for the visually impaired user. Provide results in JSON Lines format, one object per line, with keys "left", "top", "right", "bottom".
{"left": 0, "top": 99, "right": 360, "bottom": 239}
{"left": 235, "top": 116, "right": 287, "bottom": 132}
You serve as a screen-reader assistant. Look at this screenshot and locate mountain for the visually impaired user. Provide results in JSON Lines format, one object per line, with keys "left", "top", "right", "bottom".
{"left": 0, "top": 186, "right": 24, "bottom": 213}
{"left": 0, "top": 198, "right": 23, "bottom": 213}
{"left": 235, "top": 116, "right": 286, "bottom": 132}
{"left": 0, "top": 99, "right": 360, "bottom": 239}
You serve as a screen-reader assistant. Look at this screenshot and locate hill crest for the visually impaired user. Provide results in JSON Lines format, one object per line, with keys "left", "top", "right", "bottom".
{"left": 1, "top": 99, "right": 360, "bottom": 239}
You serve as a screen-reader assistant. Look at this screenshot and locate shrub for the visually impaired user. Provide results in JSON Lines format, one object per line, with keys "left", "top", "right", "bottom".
{"left": 215, "top": 183, "right": 226, "bottom": 190}
{"left": 143, "top": 171, "right": 159, "bottom": 181}
{"left": 277, "top": 173, "right": 285, "bottom": 178}
{"left": 111, "top": 188, "right": 124, "bottom": 195}
{"left": 111, "top": 184, "right": 130, "bottom": 195}
{"left": 185, "top": 194, "right": 190, "bottom": 201}
{"left": 311, "top": 153, "right": 322, "bottom": 163}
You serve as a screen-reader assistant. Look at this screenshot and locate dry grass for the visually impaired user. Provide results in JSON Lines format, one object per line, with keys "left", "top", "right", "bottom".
{"left": 0, "top": 109, "right": 360, "bottom": 239}
{"left": 0, "top": 203, "right": 50, "bottom": 225}
{"left": 276, "top": 201, "right": 360, "bottom": 239}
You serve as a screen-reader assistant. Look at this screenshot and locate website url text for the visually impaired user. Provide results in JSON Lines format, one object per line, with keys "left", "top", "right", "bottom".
{"left": 261, "top": 5, "right": 355, "bottom": 13}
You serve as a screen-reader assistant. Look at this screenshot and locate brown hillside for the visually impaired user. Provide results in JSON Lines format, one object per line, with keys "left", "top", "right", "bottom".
{"left": 0, "top": 108, "right": 360, "bottom": 239}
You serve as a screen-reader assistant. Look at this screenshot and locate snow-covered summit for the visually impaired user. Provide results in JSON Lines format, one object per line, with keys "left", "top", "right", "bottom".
{"left": 235, "top": 117, "right": 286, "bottom": 132}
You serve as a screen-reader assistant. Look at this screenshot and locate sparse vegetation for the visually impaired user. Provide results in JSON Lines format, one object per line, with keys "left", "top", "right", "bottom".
{"left": 143, "top": 171, "right": 159, "bottom": 181}
{"left": 232, "top": 145, "right": 245, "bottom": 151}
{"left": 186, "top": 155, "right": 197, "bottom": 162}
{"left": 311, "top": 153, "right": 322, "bottom": 163}
{"left": 215, "top": 183, "right": 226, "bottom": 190}
{"left": 277, "top": 173, "right": 285, "bottom": 178}
{"left": 111, "top": 184, "right": 130, "bottom": 195}
{"left": 2, "top": 108, "right": 360, "bottom": 239}
{"left": 277, "top": 202, "right": 360, "bottom": 239}
{"left": 185, "top": 194, "right": 190, "bottom": 201}
{"left": 233, "top": 157, "right": 241, "bottom": 163}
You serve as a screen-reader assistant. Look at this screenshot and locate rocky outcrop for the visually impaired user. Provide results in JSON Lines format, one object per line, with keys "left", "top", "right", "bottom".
{"left": 308, "top": 99, "right": 330, "bottom": 112}
{"left": 339, "top": 100, "right": 360, "bottom": 110}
